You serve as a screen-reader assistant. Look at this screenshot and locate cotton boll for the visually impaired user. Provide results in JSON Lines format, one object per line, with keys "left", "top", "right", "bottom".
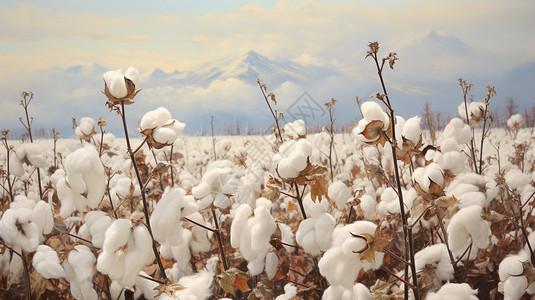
{"left": 415, "top": 244, "right": 454, "bottom": 283}
{"left": 32, "top": 245, "right": 65, "bottom": 279}
{"left": 442, "top": 118, "right": 471, "bottom": 145}
{"left": 64, "top": 245, "right": 97, "bottom": 300}
{"left": 295, "top": 138, "right": 313, "bottom": 157}
{"left": 9, "top": 154, "right": 24, "bottom": 177}
{"left": 284, "top": 119, "right": 307, "bottom": 139}
{"left": 413, "top": 163, "right": 444, "bottom": 193}
{"left": 322, "top": 284, "right": 357, "bottom": 300}
{"left": 402, "top": 116, "right": 421, "bottom": 145}
{"left": 447, "top": 205, "right": 490, "bottom": 253}
{"left": 31, "top": 200, "right": 53, "bottom": 235}
{"left": 166, "top": 119, "right": 186, "bottom": 135}
{"left": 427, "top": 283, "right": 478, "bottom": 300}
{"left": 361, "top": 101, "right": 388, "bottom": 126}
{"left": 230, "top": 204, "right": 253, "bottom": 248}
{"left": 76, "top": 117, "right": 95, "bottom": 138}
{"left": 278, "top": 158, "right": 299, "bottom": 179}
{"left": 279, "top": 223, "right": 295, "bottom": 253}
{"left": 103, "top": 70, "right": 128, "bottom": 98}
{"left": 17, "top": 143, "right": 48, "bottom": 169}
{"left": 121, "top": 225, "right": 154, "bottom": 288}
{"left": 140, "top": 107, "right": 172, "bottom": 131}
{"left": 84, "top": 211, "right": 113, "bottom": 248}
{"left": 354, "top": 283, "right": 372, "bottom": 300}
{"left": 152, "top": 127, "right": 177, "bottom": 145}
{"left": 328, "top": 181, "right": 352, "bottom": 210}
{"left": 57, "top": 177, "right": 87, "bottom": 217}
{"left": 288, "top": 150, "right": 307, "bottom": 172}
{"left": 505, "top": 169, "right": 531, "bottom": 191}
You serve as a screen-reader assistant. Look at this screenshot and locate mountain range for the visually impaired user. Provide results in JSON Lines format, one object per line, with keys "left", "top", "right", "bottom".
{"left": 1, "top": 31, "right": 533, "bottom": 137}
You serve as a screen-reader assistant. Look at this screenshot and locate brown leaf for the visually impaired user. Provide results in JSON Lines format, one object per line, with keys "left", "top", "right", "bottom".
{"left": 359, "top": 120, "right": 386, "bottom": 144}
{"left": 434, "top": 196, "right": 460, "bottom": 208}
{"left": 310, "top": 176, "right": 328, "bottom": 203}
{"left": 151, "top": 162, "right": 172, "bottom": 177}
{"left": 154, "top": 280, "right": 187, "bottom": 297}
{"left": 351, "top": 226, "right": 391, "bottom": 263}
{"left": 217, "top": 267, "right": 251, "bottom": 296}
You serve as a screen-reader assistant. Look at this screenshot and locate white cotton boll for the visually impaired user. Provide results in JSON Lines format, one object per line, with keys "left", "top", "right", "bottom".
{"left": 322, "top": 284, "right": 356, "bottom": 300}
{"left": 415, "top": 244, "right": 454, "bottom": 283}
{"left": 447, "top": 205, "right": 490, "bottom": 253}
{"left": 507, "top": 114, "right": 523, "bottom": 129}
{"left": 140, "top": 107, "right": 172, "bottom": 131}
{"left": 505, "top": 169, "right": 531, "bottom": 191}
{"left": 279, "top": 223, "right": 295, "bottom": 253}
{"left": 442, "top": 118, "right": 471, "bottom": 145}
{"left": 84, "top": 211, "right": 112, "bottom": 248}
{"left": 57, "top": 177, "right": 86, "bottom": 217}
{"left": 152, "top": 127, "right": 177, "bottom": 145}
{"left": 136, "top": 271, "right": 159, "bottom": 299}
{"left": 504, "top": 276, "right": 528, "bottom": 300}
{"left": 192, "top": 182, "right": 210, "bottom": 199}
{"left": 440, "top": 137, "right": 459, "bottom": 153}
{"left": 122, "top": 226, "right": 154, "bottom": 288}
{"left": 314, "top": 213, "right": 336, "bottom": 251}
{"left": 360, "top": 194, "right": 375, "bottom": 220}
{"left": 278, "top": 158, "right": 299, "bottom": 179}
{"left": 413, "top": 163, "right": 444, "bottom": 192}
{"left": 402, "top": 116, "right": 421, "bottom": 145}
{"left": 427, "top": 283, "right": 478, "bottom": 300}
{"left": 284, "top": 119, "right": 307, "bottom": 138}
{"left": 65, "top": 244, "right": 97, "bottom": 300}
{"left": 103, "top": 70, "right": 128, "bottom": 98}
{"left": 31, "top": 200, "right": 53, "bottom": 235}
{"left": 328, "top": 181, "right": 352, "bottom": 210}
{"left": 17, "top": 143, "right": 48, "bottom": 168}
{"left": 296, "top": 219, "right": 318, "bottom": 254}
{"left": 33, "top": 245, "right": 65, "bottom": 279}
{"left": 457, "top": 191, "right": 486, "bottom": 208}
{"left": 302, "top": 193, "right": 330, "bottom": 218}
{"left": 361, "top": 101, "right": 388, "bottom": 125}
{"left": 9, "top": 154, "right": 24, "bottom": 177}
{"left": 78, "top": 117, "right": 95, "bottom": 136}
{"left": 499, "top": 255, "right": 527, "bottom": 281}
{"left": 275, "top": 283, "right": 297, "bottom": 300}
{"left": 124, "top": 66, "right": 139, "bottom": 86}
{"left": 295, "top": 138, "right": 313, "bottom": 157}
{"left": 288, "top": 150, "right": 307, "bottom": 172}
{"left": 265, "top": 252, "right": 278, "bottom": 280}
{"left": 395, "top": 116, "right": 405, "bottom": 143}
{"left": 342, "top": 237, "right": 368, "bottom": 257}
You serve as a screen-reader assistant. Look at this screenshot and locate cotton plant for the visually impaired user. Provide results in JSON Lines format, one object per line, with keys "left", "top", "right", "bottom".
{"left": 56, "top": 143, "right": 106, "bottom": 217}
{"left": 295, "top": 194, "right": 335, "bottom": 255}
{"left": 231, "top": 197, "right": 277, "bottom": 276}
{"left": 139, "top": 106, "right": 185, "bottom": 149}
{"left": 319, "top": 221, "right": 384, "bottom": 289}
{"left": 96, "top": 216, "right": 155, "bottom": 289}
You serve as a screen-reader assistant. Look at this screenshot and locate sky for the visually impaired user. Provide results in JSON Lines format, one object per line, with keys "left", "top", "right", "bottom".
{"left": 0, "top": 0, "right": 534, "bottom": 137}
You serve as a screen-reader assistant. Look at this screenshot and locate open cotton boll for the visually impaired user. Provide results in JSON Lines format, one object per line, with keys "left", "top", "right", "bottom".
{"left": 166, "top": 119, "right": 186, "bottom": 135}
{"left": 57, "top": 177, "right": 87, "bottom": 217}
{"left": 447, "top": 205, "right": 490, "bottom": 253}
{"left": 121, "top": 225, "right": 154, "bottom": 288}
{"left": 103, "top": 70, "right": 128, "bottom": 98}
{"left": 64, "top": 245, "right": 97, "bottom": 300}
{"left": 441, "top": 118, "right": 471, "bottom": 145}
{"left": 0, "top": 208, "right": 40, "bottom": 252}
{"left": 139, "top": 107, "right": 172, "bottom": 131}
{"left": 415, "top": 244, "right": 454, "bottom": 283}
{"left": 361, "top": 101, "right": 388, "bottom": 125}
{"left": 402, "top": 116, "right": 421, "bottom": 144}
{"left": 277, "top": 158, "right": 299, "bottom": 179}
{"left": 9, "top": 154, "right": 24, "bottom": 177}
{"left": 284, "top": 119, "right": 307, "bottom": 139}
{"left": 296, "top": 213, "right": 335, "bottom": 255}
{"left": 265, "top": 251, "right": 278, "bottom": 280}
{"left": 76, "top": 117, "right": 95, "bottom": 137}
{"left": 152, "top": 127, "right": 177, "bottom": 145}
{"left": 412, "top": 163, "right": 444, "bottom": 192}
{"left": 507, "top": 114, "right": 523, "bottom": 129}
{"left": 16, "top": 143, "right": 48, "bottom": 169}
{"left": 427, "top": 283, "right": 478, "bottom": 300}
{"left": 288, "top": 150, "right": 307, "bottom": 172}
{"left": 30, "top": 200, "right": 53, "bottom": 236}
{"left": 505, "top": 169, "right": 531, "bottom": 191}
{"left": 328, "top": 181, "right": 352, "bottom": 210}
{"left": 33, "top": 245, "right": 65, "bottom": 279}
{"left": 83, "top": 211, "right": 112, "bottom": 248}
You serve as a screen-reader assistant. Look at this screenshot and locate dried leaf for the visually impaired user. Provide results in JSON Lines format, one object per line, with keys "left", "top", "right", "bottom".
{"left": 151, "top": 162, "right": 172, "bottom": 177}
{"left": 154, "top": 280, "right": 187, "bottom": 297}
{"left": 217, "top": 268, "right": 251, "bottom": 296}
{"left": 310, "top": 176, "right": 328, "bottom": 203}
{"left": 30, "top": 272, "right": 48, "bottom": 300}
{"left": 434, "top": 196, "right": 460, "bottom": 208}
{"left": 351, "top": 226, "right": 391, "bottom": 263}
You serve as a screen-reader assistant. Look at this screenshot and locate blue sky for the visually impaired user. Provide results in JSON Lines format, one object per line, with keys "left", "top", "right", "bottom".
{"left": 0, "top": 0, "right": 534, "bottom": 136}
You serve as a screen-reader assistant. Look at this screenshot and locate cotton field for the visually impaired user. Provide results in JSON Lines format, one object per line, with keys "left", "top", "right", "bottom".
{"left": 1, "top": 44, "right": 535, "bottom": 300}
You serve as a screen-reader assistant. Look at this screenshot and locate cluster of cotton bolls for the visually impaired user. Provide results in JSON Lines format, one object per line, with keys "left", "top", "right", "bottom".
{"left": 231, "top": 197, "right": 277, "bottom": 276}
{"left": 96, "top": 216, "right": 154, "bottom": 289}
{"left": 425, "top": 118, "right": 471, "bottom": 174}
{"left": 55, "top": 144, "right": 106, "bottom": 217}
{"left": 319, "top": 221, "right": 381, "bottom": 296}
{"left": 108, "top": 175, "right": 141, "bottom": 210}
{"left": 296, "top": 194, "right": 335, "bottom": 255}
{"left": 139, "top": 107, "right": 185, "bottom": 149}
{"left": 273, "top": 138, "right": 313, "bottom": 179}
{"left": 9, "top": 142, "right": 48, "bottom": 178}
{"left": 75, "top": 117, "right": 96, "bottom": 141}
{"left": 0, "top": 195, "right": 53, "bottom": 253}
